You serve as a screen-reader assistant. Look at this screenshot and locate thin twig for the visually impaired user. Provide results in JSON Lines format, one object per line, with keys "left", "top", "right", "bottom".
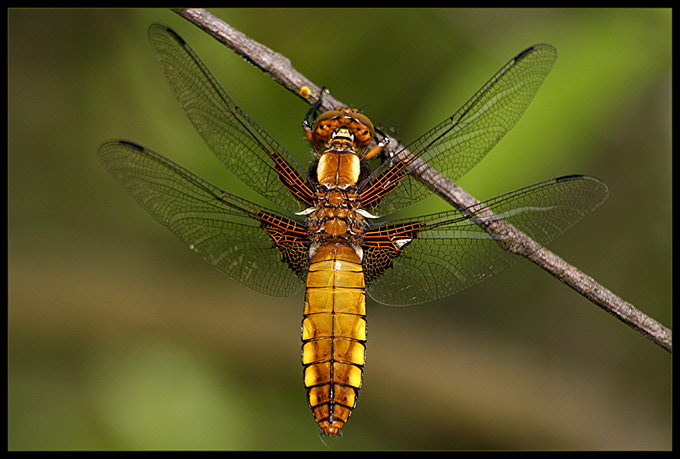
{"left": 171, "top": 8, "right": 671, "bottom": 353}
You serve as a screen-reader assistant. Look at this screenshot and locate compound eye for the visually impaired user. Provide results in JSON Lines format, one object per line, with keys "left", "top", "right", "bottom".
{"left": 316, "top": 122, "right": 332, "bottom": 136}
{"left": 351, "top": 122, "right": 374, "bottom": 147}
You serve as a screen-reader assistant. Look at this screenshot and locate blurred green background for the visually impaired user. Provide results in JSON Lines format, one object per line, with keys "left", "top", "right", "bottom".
{"left": 8, "top": 8, "right": 670, "bottom": 450}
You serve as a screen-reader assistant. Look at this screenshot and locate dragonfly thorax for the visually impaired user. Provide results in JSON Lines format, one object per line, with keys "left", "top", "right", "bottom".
{"left": 316, "top": 151, "right": 361, "bottom": 187}
{"left": 307, "top": 186, "right": 367, "bottom": 243}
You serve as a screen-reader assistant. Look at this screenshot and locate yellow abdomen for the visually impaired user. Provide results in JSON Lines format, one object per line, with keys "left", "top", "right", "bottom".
{"left": 302, "top": 242, "right": 366, "bottom": 436}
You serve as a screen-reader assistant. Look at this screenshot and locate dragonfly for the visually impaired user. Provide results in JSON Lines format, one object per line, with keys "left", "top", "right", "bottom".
{"left": 99, "top": 24, "right": 608, "bottom": 436}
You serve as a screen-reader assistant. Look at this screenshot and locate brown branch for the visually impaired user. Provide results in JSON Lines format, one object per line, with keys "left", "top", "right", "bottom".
{"left": 171, "top": 8, "right": 671, "bottom": 353}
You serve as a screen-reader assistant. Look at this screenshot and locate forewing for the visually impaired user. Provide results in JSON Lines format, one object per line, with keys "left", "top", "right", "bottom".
{"left": 361, "top": 44, "right": 558, "bottom": 215}
{"left": 363, "top": 175, "right": 608, "bottom": 305}
{"left": 99, "top": 140, "right": 308, "bottom": 297}
{"left": 148, "top": 24, "right": 314, "bottom": 211}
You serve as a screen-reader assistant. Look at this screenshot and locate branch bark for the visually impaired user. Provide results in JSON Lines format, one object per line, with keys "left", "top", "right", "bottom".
{"left": 171, "top": 8, "right": 671, "bottom": 353}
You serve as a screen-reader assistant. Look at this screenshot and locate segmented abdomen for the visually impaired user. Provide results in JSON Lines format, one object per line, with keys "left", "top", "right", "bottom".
{"left": 302, "top": 242, "right": 366, "bottom": 436}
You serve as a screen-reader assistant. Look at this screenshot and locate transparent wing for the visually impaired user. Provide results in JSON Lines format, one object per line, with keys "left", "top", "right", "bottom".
{"left": 98, "top": 140, "right": 308, "bottom": 297}
{"left": 361, "top": 44, "right": 558, "bottom": 215}
{"left": 148, "top": 24, "right": 314, "bottom": 212}
{"left": 363, "top": 175, "right": 608, "bottom": 305}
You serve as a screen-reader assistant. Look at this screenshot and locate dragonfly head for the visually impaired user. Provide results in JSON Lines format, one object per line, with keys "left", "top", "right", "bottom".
{"left": 307, "top": 107, "right": 375, "bottom": 153}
